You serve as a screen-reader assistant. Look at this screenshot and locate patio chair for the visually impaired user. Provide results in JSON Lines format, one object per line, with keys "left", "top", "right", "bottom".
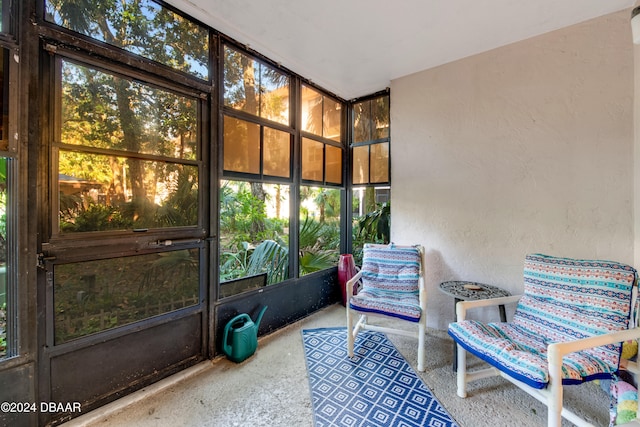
{"left": 346, "top": 243, "right": 427, "bottom": 371}
{"left": 448, "top": 253, "right": 640, "bottom": 427}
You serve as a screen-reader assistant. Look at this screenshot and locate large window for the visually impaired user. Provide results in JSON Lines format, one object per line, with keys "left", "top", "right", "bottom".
{"left": 299, "top": 86, "right": 344, "bottom": 274}
{"left": 221, "top": 44, "right": 295, "bottom": 297}
{"left": 351, "top": 93, "right": 391, "bottom": 263}
{"left": 56, "top": 58, "right": 200, "bottom": 234}
{"left": 47, "top": 49, "right": 205, "bottom": 341}
{"left": 39, "top": 1, "right": 358, "bottom": 311}
{"left": 221, "top": 45, "right": 346, "bottom": 296}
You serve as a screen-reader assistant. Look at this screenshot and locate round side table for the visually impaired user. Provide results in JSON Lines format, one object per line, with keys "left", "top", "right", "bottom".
{"left": 439, "top": 280, "right": 511, "bottom": 371}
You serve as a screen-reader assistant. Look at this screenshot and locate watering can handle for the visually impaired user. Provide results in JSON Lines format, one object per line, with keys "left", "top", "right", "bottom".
{"left": 223, "top": 313, "right": 252, "bottom": 355}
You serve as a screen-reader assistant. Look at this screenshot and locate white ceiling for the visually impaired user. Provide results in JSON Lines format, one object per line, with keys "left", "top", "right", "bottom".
{"left": 168, "top": 0, "right": 635, "bottom": 100}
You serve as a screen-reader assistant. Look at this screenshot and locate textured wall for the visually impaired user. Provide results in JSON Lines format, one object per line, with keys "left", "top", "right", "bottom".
{"left": 390, "top": 10, "right": 634, "bottom": 329}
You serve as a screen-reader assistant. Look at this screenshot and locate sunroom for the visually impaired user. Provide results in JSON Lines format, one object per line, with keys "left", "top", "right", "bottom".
{"left": 1, "top": 1, "right": 639, "bottom": 426}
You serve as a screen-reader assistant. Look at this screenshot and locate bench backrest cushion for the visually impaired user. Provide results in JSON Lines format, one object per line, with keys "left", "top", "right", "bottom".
{"left": 513, "top": 253, "right": 638, "bottom": 371}
{"left": 360, "top": 244, "right": 421, "bottom": 295}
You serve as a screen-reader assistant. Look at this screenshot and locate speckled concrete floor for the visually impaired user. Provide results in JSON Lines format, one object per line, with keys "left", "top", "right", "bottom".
{"left": 62, "top": 303, "right": 611, "bottom": 427}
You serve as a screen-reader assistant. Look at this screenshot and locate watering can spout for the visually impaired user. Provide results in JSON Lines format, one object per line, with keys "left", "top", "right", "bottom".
{"left": 254, "top": 305, "right": 268, "bottom": 331}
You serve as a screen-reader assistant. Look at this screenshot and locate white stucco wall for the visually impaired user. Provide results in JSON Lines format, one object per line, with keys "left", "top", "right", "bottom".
{"left": 390, "top": 10, "right": 635, "bottom": 330}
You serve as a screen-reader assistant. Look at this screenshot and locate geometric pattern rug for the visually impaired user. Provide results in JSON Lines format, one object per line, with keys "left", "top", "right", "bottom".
{"left": 302, "top": 327, "right": 460, "bottom": 427}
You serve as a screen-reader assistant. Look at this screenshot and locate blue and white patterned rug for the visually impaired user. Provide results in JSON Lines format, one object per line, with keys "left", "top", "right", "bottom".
{"left": 302, "top": 327, "right": 459, "bottom": 427}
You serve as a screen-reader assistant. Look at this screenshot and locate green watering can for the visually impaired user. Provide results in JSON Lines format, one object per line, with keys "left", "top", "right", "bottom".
{"left": 222, "top": 306, "right": 268, "bottom": 363}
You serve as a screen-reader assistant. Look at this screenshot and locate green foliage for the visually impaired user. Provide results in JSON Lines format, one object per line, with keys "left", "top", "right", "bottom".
{"left": 352, "top": 202, "right": 391, "bottom": 264}
{"left": 247, "top": 240, "right": 289, "bottom": 284}
{"left": 219, "top": 181, "right": 286, "bottom": 247}
{"left": 299, "top": 250, "right": 336, "bottom": 274}
{"left": 220, "top": 240, "right": 288, "bottom": 285}
{"left": 61, "top": 203, "right": 133, "bottom": 232}
{"left": 59, "top": 165, "right": 199, "bottom": 232}
{"left": 298, "top": 215, "right": 340, "bottom": 274}
{"left": 219, "top": 241, "right": 252, "bottom": 282}
{"left": 153, "top": 168, "right": 199, "bottom": 227}
{"left": 355, "top": 202, "right": 390, "bottom": 243}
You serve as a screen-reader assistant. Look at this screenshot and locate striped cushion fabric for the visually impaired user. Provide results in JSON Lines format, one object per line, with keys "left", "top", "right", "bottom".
{"left": 349, "top": 244, "right": 422, "bottom": 322}
{"left": 448, "top": 253, "right": 637, "bottom": 389}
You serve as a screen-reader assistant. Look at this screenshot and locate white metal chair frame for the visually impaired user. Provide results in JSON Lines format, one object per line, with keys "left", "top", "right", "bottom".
{"left": 455, "top": 293, "right": 640, "bottom": 427}
{"left": 345, "top": 244, "right": 427, "bottom": 372}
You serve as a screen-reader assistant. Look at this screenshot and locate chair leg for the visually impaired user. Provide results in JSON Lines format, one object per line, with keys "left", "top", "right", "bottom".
{"left": 547, "top": 376, "right": 563, "bottom": 427}
{"left": 546, "top": 345, "right": 564, "bottom": 427}
{"left": 456, "top": 343, "right": 467, "bottom": 398}
{"left": 346, "top": 307, "right": 354, "bottom": 358}
{"left": 417, "top": 323, "right": 426, "bottom": 372}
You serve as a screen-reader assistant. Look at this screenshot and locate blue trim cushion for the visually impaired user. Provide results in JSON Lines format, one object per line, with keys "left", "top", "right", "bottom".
{"left": 349, "top": 245, "right": 421, "bottom": 321}
{"left": 448, "top": 253, "right": 637, "bottom": 389}
{"left": 350, "top": 289, "right": 421, "bottom": 322}
{"left": 449, "top": 320, "right": 617, "bottom": 389}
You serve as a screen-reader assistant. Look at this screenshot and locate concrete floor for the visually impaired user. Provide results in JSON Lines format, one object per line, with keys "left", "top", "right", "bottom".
{"left": 62, "top": 303, "right": 611, "bottom": 427}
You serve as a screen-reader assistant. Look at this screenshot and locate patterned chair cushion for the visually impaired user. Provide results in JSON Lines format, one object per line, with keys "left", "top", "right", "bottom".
{"left": 350, "top": 289, "right": 422, "bottom": 322}
{"left": 448, "top": 253, "right": 637, "bottom": 389}
{"left": 349, "top": 244, "right": 422, "bottom": 322}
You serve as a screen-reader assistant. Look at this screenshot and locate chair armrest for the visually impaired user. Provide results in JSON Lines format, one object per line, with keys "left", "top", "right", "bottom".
{"left": 548, "top": 328, "right": 640, "bottom": 359}
{"left": 456, "top": 295, "right": 523, "bottom": 321}
{"left": 545, "top": 328, "right": 640, "bottom": 395}
{"left": 346, "top": 270, "right": 364, "bottom": 300}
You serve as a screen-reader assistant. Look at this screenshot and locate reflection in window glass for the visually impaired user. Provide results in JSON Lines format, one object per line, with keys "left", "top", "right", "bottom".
{"left": 353, "top": 95, "right": 389, "bottom": 143}
{"left": 353, "top": 101, "right": 371, "bottom": 143}
{"left": 219, "top": 180, "right": 289, "bottom": 295}
{"left": 0, "top": 158, "right": 7, "bottom": 358}
{"left": 372, "top": 96, "right": 390, "bottom": 140}
{"left": 224, "top": 45, "right": 290, "bottom": 125}
{"left": 299, "top": 186, "right": 341, "bottom": 276}
{"left": 370, "top": 142, "right": 389, "bottom": 183}
{"left": 54, "top": 249, "right": 200, "bottom": 344}
{"left": 352, "top": 146, "right": 369, "bottom": 185}
{"left": 301, "top": 138, "right": 323, "bottom": 181}
{"left": 223, "top": 116, "right": 260, "bottom": 174}
{"left": 351, "top": 94, "right": 390, "bottom": 185}
{"left": 59, "top": 152, "right": 199, "bottom": 232}
{"left": 61, "top": 60, "right": 197, "bottom": 160}
{"left": 325, "top": 145, "right": 342, "bottom": 184}
{"left": 58, "top": 59, "right": 200, "bottom": 233}
{"left": 323, "top": 99, "right": 342, "bottom": 142}
{"left": 263, "top": 128, "right": 290, "bottom": 178}
{"left": 301, "top": 85, "right": 342, "bottom": 142}
{"left": 45, "top": 0, "right": 209, "bottom": 79}
{"left": 301, "top": 85, "right": 322, "bottom": 135}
